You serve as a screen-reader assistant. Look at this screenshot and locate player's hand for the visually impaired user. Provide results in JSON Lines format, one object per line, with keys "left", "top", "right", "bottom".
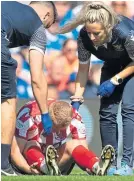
{"left": 97, "top": 80, "right": 116, "bottom": 97}
{"left": 30, "top": 162, "right": 41, "bottom": 175}
{"left": 41, "top": 113, "right": 53, "bottom": 135}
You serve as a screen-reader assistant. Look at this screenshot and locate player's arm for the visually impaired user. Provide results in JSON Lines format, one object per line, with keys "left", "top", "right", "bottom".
{"left": 11, "top": 137, "right": 40, "bottom": 174}
{"left": 11, "top": 136, "right": 33, "bottom": 174}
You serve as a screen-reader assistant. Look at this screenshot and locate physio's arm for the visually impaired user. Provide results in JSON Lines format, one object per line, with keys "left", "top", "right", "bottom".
{"left": 74, "top": 63, "right": 90, "bottom": 97}
{"left": 112, "top": 62, "right": 134, "bottom": 81}
{"left": 115, "top": 31, "right": 134, "bottom": 80}
{"left": 29, "top": 50, "right": 48, "bottom": 113}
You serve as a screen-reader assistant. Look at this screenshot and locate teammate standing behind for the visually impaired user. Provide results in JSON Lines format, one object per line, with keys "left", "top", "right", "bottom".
{"left": 1, "top": 1, "right": 57, "bottom": 175}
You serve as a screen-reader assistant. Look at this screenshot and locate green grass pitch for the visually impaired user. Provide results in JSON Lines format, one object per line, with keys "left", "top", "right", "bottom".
{"left": 1, "top": 167, "right": 134, "bottom": 181}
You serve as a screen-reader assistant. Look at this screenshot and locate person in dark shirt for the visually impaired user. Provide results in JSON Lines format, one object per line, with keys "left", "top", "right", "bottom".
{"left": 1, "top": 1, "right": 58, "bottom": 175}
{"left": 56, "top": 1, "right": 134, "bottom": 176}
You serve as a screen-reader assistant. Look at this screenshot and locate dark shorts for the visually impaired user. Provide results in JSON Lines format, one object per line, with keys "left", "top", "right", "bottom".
{"left": 1, "top": 30, "right": 17, "bottom": 101}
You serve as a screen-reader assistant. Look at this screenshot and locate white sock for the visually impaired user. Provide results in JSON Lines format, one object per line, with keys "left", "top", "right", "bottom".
{"left": 40, "top": 159, "right": 48, "bottom": 174}
{"left": 92, "top": 161, "right": 99, "bottom": 173}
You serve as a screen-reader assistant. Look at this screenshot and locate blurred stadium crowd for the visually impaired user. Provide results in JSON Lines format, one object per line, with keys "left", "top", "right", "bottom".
{"left": 11, "top": 1, "right": 134, "bottom": 100}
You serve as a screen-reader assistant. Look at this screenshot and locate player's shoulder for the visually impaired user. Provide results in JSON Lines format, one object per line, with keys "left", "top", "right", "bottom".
{"left": 47, "top": 98, "right": 56, "bottom": 106}
{"left": 69, "top": 112, "right": 86, "bottom": 139}
{"left": 23, "top": 100, "right": 37, "bottom": 110}
{"left": 17, "top": 100, "right": 37, "bottom": 117}
{"left": 17, "top": 99, "right": 56, "bottom": 119}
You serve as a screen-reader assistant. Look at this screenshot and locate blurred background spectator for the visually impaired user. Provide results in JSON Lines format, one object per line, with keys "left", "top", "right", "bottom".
{"left": 14, "top": 1, "right": 134, "bottom": 100}
{"left": 110, "top": 1, "right": 134, "bottom": 20}
{"left": 11, "top": 47, "right": 34, "bottom": 99}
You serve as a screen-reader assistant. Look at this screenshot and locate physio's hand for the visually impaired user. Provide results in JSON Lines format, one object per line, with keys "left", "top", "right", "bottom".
{"left": 70, "top": 95, "right": 84, "bottom": 111}
{"left": 71, "top": 101, "right": 81, "bottom": 111}
{"left": 97, "top": 80, "right": 116, "bottom": 97}
{"left": 41, "top": 113, "right": 53, "bottom": 135}
{"left": 70, "top": 95, "right": 84, "bottom": 104}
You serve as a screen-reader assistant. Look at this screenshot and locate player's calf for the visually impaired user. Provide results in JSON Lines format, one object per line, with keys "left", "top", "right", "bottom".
{"left": 25, "top": 144, "right": 60, "bottom": 175}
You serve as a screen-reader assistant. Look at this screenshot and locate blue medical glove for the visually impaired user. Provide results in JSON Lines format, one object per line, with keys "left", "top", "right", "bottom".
{"left": 97, "top": 80, "right": 116, "bottom": 97}
{"left": 69, "top": 72, "right": 77, "bottom": 82}
{"left": 41, "top": 113, "right": 53, "bottom": 135}
{"left": 71, "top": 101, "right": 81, "bottom": 111}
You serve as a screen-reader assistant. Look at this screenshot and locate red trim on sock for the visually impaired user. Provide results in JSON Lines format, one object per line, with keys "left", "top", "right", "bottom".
{"left": 25, "top": 146, "right": 45, "bottom": 170}
{"left": 72, "top": 145, "right": 99, "bottom": 171}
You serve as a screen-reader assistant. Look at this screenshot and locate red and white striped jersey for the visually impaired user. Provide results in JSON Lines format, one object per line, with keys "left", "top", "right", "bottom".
{"left": 15, "top": 99, "right": 86, "bottom": 150}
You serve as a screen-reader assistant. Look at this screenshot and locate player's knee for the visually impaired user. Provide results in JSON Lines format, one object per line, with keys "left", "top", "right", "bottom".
{"left": 24, "top": 140, "right": 41, "bottom": 154}
{"left": 65, "top": 140, "right": 87, "bottom": 155}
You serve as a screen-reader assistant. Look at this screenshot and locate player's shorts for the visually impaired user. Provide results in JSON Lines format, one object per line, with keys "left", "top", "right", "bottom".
{"left": 1, "top": 30, "right": 17, "bottom": 102}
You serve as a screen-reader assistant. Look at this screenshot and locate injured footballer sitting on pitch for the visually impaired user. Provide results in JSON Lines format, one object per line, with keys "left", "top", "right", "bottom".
{"left": 10, "top": 99, "right": 115, "bottom": 175}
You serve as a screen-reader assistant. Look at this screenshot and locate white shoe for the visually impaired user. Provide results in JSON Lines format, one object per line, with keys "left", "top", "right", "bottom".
{"left": 45, "top": 145, "right": 61, "bottom": 175}
{"left": 1, "top": 164, "right": 18, "bottom": 176}
{"left": 95, "top": 145, "right": 115, "bottom": 176}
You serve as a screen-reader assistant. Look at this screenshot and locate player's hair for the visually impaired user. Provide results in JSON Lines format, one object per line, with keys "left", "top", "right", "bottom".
{"left": 49, "top": 101, "right": 73, "bottom": 127}
{"left": 55, "top": 1, "right": 120, "bottom": 34}
{"left": 30, "top": 1, "right": 57, "bottom": 23}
